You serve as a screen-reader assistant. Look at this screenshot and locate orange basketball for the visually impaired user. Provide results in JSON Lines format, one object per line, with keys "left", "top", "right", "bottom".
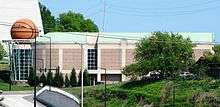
{"left": 11, "top": 18, "right": 39, "bottom": 39}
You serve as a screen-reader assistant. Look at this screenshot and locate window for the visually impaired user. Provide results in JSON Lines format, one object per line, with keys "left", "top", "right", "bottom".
{"left": 87, "top": 49, "right": 97, "bottom": 70}
{"left": 13, "top": 49, "right": 32, "bottom": 80}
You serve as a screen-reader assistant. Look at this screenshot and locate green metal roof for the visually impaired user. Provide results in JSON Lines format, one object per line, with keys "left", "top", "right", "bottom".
{"left": 37, "top": 32, "right": 214, "bottom": 44}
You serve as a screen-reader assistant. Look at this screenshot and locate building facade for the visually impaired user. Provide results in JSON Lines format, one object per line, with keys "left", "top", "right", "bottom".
{"left": 34, "top": 32, "right": 214, "bottom": 83}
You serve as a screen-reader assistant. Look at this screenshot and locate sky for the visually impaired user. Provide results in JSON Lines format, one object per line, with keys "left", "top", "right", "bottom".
{"left": 40, "top": 0, "right": 220, "bottom": 42}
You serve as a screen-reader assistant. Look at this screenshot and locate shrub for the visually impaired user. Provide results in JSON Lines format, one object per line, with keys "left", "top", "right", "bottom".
{"left": 122, "top": 63, "right": 141, "bottom": 80}
{"left": 59, "top": 73, "right": 64, "bottom": 87}
{"left": 46, "top": 71, "right": 53, "bottom": 86}
{"left": 0, "top": 70, "right": 10, "bottom": 83}
{"left": 188, "top": 92, "right": 220, "bottom": 107}
{"left": 78, "top": 69, "right": 90, "bottom": 86}
{"left": 40, "top": 73, "right": 47, "bottom": 86}
{"left": 53, "top": 69, "right": 64, "bottom": 87}
{"left": 70, "top": 68, "right": 77, "bottom": 87}
{"left": 27, "top": 67, "right": 39, "bottom": 86}
{"left": 64, "top": 74, "right": 70, "bottom": 87}
{"left": 160, "top": 81, "right": 174, "bottom": 104}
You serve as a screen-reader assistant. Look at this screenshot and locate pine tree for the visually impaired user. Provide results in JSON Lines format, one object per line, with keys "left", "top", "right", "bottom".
{"left": 27, "top": 67, "right": 39, "bottom": 87}
{"left": 53, "top": 70, "right": 59, "bottom": 87}
{"left": 53, "top": 67, "right": 64, "bottom": 87}
{"left": 65, "top": 74, "right": 70, "bottom": 87}
{"left": 40, "top": 73, "right": 47, "bottom": 86}
{"left": 58, "top": 73, "right": 64, "bottom": 87}
{"left": 78, "top": 69, "right": 90, "bottom": 86}
{"left": 83, "top": 69, "right": 90, "bottom": 86}
{"left": 46, "top": 71, "right": 53, "bottom": 86}
{"left": 70, "top": 67, "right": 77, "bottom": 87}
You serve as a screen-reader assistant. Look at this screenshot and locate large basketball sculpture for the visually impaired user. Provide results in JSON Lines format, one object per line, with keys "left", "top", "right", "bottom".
{"left": 11, "top": 18, "right": 39, "bottom": 39}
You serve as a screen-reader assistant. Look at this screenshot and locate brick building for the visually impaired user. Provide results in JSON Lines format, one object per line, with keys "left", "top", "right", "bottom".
{"left": 34, "top": 32, "right": 214, "bottom": 83}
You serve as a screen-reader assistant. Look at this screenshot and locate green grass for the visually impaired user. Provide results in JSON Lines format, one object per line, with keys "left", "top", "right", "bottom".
{"left": 64, "top": 79, "right": 220, "bottom": 107}
{"left": 0, "top": 82, "right": 33, "bottom": 91}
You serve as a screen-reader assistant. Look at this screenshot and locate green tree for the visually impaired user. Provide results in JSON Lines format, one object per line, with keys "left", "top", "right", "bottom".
{"left": 27, "top": 67, "right": 39, "bottom": 87}
{"left": 56, "top": 11, "right": 99, "bottom": 32}
{"left": 46, "top": 71, "right": 53, "bottom": 86}
{"left": 64, "top": 74, "right": 70, "bottom": 87}
{"left": 39, "top": 3, "right": 56, "bottom": 33}
{"left": 53, "top": 68, "right": 64, "bottom": 87}
{"left": 123, "top": 32, "right": 194, "bottom": 78}
{"left": 122, "top": 63, "right": 141, "bottom": 80}
{"left": 70, "top": 68, "right": 77, "bottom": 87}
{"left": 78, "top": 69, "right": 90, "bottom": 86}
{"left": 0, "top": 43, "right": 6, "bottom": 60}
{"left": 40, "top": 73, "right": 47, "bottom": 86}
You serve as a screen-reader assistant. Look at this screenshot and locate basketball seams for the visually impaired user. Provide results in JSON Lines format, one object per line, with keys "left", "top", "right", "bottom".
{"left": 11, "top": 19, "right": 39, "bottom": 39}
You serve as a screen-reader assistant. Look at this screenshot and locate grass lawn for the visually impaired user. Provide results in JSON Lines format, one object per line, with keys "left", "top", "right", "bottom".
{"left": 65, "top": 79, "right": 220, "bottom": 107}
{"left": 0, "top": 82, "right": 33, "bottom": 91}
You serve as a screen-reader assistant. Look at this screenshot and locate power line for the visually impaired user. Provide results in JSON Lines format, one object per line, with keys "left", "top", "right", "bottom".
{"left": 106, "top": 5, "right": 220, "bottom": 17}
{"left": 107, "top": 0, "right": 219, "bottom": 12}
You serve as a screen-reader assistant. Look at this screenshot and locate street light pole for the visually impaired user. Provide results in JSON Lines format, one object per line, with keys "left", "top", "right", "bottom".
{"left": 7, "top": 42, "right": 12, "bottom": 91}
{"left": 75, "top": 42, "right": 84, "bottom": 107}
{"left": 40, "top": 36, "right": 51, "bottom": 90}
{"left": 81, "top": 43, "right": 83, "bottom": 107}
{"left": 34, "top": 36, "right": 37, "bottom": 107}
{"left": 99, "top": 67, "right": 107, "bottom": 107}
{"left": 103, "top": 68, "right": 107, "bottom": 107}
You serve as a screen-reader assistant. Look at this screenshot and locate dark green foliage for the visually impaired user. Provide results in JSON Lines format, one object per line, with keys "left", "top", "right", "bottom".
{"left": 70, "top": 68, "right": 77, "bottom": 87}
{"left": 40, "top": 3, "right": 99, "bottom": 33}
{"left": 40, "top": 73, "right": 47, "bottom": 86}
{"left": 53, "top": 69, "right": 64, "bottom": 87}
{"left": 39, "top": 3, "right": 56, "bottom": 33}
{"left": 56, "top": 11, "right": 99, "bottom": 32}
{"left": 59, "top": 73, "right": 64, "bottom": 87}
{"left": 78, "top": 69, "right": 90, "bottom": 86}
{"left": 46, "top": 71, "right": 53, "bottom": 86}
{"left": 122, "top": 63, "right": 141, "bottom": 80}
{"left": 64, "top": 74, "right": 70, "bottom": 87}
{"left": 0, "top": 43, "right": 6, "bottom": 60}
{"left": 27, "top": 67, "right": 39, "bottom": 87}
{"left": 83, "top": 69, "right": 90, "bottom": 86}
{"left": 0, "top": 70, "right": 10, "bottom": 83}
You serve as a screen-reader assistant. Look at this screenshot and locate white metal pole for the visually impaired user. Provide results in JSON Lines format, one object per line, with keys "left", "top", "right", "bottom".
{"left": 81, "top": 43, "right": 83, "bottom": 107}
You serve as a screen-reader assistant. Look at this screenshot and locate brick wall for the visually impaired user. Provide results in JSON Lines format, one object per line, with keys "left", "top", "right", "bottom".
{"left": 63, "top": 49, "right": 82, "bottom": 70}
{"left": 46, "top": 49, "right": 59, "bottom": 69}
{"left": 101, "top": 49, "right": 122, "bottom": 70}
{"left": 126, "top": 49, "right": 135, "bottom": 65}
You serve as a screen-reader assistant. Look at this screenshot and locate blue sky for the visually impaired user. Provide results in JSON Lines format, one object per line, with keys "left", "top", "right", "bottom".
{"left": 40, "top": 0, "right": 220, "bottom": 42}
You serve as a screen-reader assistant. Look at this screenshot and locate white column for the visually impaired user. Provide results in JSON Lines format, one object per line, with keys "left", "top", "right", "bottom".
{"left": 97, "top": 47, "right": 102, "bottom": 82}
{"left": 120, "top": 40, "right": 127, "bottom": 81}
{"left": 97, "top": 73, "right": 101, "bottom": 82}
